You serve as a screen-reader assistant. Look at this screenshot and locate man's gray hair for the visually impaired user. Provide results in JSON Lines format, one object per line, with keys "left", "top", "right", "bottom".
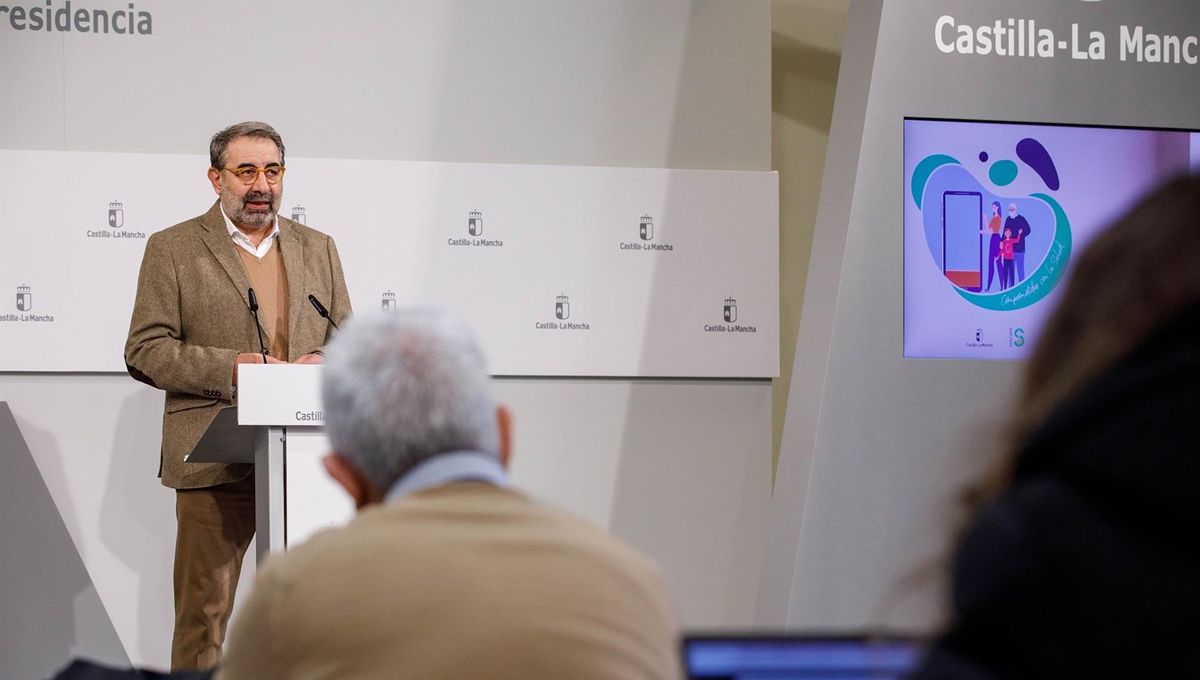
{"left": 321, "top": 309, "right": 500, "bottom": 492}
{"left": 209, "top": 121, "right": 285, "bottom": 169}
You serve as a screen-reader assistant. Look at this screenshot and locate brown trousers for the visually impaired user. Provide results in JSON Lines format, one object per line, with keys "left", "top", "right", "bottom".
{"left": 171, "top": 474, "right": 256, "bottom": 671}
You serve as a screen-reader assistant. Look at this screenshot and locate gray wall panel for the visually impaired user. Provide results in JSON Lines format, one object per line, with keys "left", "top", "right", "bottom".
{"left": 770, "top": 0, "right": 1200, "bottom": 631}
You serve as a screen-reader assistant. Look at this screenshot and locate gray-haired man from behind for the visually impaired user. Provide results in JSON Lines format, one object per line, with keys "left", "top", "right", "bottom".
{"left": 218, "top": 310, "right": 681, "bottom": 680}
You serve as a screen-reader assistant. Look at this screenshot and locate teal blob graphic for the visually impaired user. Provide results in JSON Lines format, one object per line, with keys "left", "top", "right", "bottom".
{"left": 911, "top": 151, "right": 1073, "bottom": 312}
{"left": 911, "top": 154, "right": 959, "bottom": 208}
{"left": 989, "top": 160, "right": 1019, "bottom": 186}
{"left": 919, "top": 165, "right": 1043, "bottom": 289}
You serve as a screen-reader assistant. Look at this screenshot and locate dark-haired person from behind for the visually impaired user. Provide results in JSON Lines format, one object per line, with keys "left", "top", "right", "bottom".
{"left": 913, "top": 176, "right": 1200, "bottom": 678}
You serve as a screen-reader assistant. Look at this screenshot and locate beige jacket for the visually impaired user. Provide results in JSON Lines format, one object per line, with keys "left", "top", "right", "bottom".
{"left": 125, "top": 201, "right": 351, "bottom": 489}
{"left": 218, "top": 484, "right": 681, "bottom": 680}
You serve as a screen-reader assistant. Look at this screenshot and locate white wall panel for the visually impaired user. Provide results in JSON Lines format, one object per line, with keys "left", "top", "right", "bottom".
{"left": 0, "top": 0, "right": 773, "bottom": 670}
{"left": 0, "top": 151, "right": 778, "bottom": 377}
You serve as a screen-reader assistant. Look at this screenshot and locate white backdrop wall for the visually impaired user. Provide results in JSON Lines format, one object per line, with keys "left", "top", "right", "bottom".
{"left": 762, "top": 0, "right": 1200, "bottom": 631}
{"left": 0, "top": 150, "right": 778, "bottom": 376}
{"left": 0, "top": 1, "right": 773, "bottom": 674}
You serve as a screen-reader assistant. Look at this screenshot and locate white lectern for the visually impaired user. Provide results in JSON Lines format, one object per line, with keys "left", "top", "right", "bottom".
{"left": 187, "top": 364, "right": 353, "bottom": 564}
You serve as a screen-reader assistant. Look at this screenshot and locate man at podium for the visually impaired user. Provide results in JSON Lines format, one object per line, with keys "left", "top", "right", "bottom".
{"left": 124, "top": 121, "right": 352, "bottom": 671}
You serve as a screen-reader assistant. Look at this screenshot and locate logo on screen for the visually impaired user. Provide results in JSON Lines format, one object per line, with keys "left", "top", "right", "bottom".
{"left": 291, "top": 206, "right": 306, "bottom": 224}
{"left": 468, "top": 210, "right": 483, "bottom": 236}
{"left": 555, "top": 295, "right": 570, "bottom": 320}
{"left": 724, "top": 298, "right": 737, "bottom": 323}
{"left": 1011, "top": 327, "right": 1026, "bottom": 347}
{"left": 910, "top": 136, "right": 1072, "bottom": 312}
{"left": 16, "top": 285, "right": 31, "bottom": 312}
{"left": 381, "top": 291, "right": 397, "bottom": 311}
{"left": 107, "top": 201, "right": 124, "bottom": 229}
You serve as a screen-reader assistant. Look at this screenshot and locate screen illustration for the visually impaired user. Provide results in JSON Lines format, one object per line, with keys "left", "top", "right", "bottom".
{"left": 904, "top": 118, "right": 1198, "bottom": 360}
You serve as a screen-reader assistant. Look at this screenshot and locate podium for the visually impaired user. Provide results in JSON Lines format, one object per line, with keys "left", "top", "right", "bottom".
{"left": 186, "top": 364, "right": 353, "bottom": 564}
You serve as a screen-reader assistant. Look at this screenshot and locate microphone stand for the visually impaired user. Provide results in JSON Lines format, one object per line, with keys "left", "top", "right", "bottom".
{"left": 308, "top": 294, "right": 340, "bottom": 330}
{"left": 248, "top": 287, "right": 269, "bottom": 364}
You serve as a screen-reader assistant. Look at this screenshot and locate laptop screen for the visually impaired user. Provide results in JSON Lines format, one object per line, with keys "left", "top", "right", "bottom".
{"left": 683, "top": 635, "right": 922, "bottom": 680}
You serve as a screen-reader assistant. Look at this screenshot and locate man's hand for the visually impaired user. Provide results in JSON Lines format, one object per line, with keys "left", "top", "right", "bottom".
{"left": 292, "top": 353, "right": 325, "bottom": 365}
{"left": 233, "top": 352, "right": 284, "bottom": 385}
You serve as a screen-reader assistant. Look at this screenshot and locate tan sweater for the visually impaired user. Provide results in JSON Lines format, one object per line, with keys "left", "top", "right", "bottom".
{"left": 218, "top": 484, "right": 681, "bottom": 680}
{"left": 237, "top": 243, "right": 289, "bottom": 361}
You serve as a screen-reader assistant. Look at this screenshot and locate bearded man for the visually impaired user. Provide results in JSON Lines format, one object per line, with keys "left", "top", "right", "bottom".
{"left": 124, "top": 121, "right": 351, "bottom": 671}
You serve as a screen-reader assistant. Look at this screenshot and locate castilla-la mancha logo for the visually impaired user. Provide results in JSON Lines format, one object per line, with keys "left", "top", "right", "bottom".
{"left": 448, "top": 209, "right": 502, "bottom": 247}
{"left": 704, "top": 296, "right": 756, "bottom": 334}
{"left": 723, "top": 297, "right": 737, "bottom": 322}
{"left": 620, "top": 213, "right": 674, "bottom": 252}
{"left": 536, "top": 294, "right": 590, "bottom": 331}
{"left": 381, "top": 291, "right": 397, "bottom": 311}
{"left": 108, "top": 201, "right": 124, "bottom": 228}
{"left": 16, "top": 285, "right": 31, "bottom": 312}
{"left": 291, "top": 206, "right": 306, "bottom": 224}
{"left": 2, "top": 284, "right": 54, "bottom": 323}
{"left": 89, "top": 200, "right": 145, "bottom": 239}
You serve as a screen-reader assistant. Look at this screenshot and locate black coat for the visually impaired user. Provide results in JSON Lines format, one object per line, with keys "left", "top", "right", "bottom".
{"left": 912, "top": 306, "right": 1200, "bottom": 678}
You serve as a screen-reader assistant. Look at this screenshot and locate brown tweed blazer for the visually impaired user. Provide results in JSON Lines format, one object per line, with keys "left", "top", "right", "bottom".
{"left": 125, "top": 201, "right": 351, "bottom": 489}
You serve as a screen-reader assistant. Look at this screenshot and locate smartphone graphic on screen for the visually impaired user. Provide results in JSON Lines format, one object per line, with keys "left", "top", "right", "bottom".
{"left": 942, "top": 191, "right": 983, "bottom": 292}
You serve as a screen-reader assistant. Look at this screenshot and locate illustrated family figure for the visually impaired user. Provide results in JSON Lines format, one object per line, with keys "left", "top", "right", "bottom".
{"left": 982, "top": 201, "right": 1032, "bottom": 291}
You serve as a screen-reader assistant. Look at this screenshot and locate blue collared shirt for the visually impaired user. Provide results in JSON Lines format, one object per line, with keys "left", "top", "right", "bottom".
{"left": 384, "top": 450, "right": 510, "bottom": 503}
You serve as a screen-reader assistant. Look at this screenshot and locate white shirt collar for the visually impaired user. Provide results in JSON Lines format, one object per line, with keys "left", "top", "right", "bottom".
{"left": 219, "top": 202, "right": 280, "bottom": 259}
{"left": 384, "top": 450, "right": 510, "bottom": 503}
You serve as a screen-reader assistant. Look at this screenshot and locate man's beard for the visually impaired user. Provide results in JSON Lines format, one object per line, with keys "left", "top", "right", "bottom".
{"left": 221, "top": 186, "right": 279, "bottom": 229}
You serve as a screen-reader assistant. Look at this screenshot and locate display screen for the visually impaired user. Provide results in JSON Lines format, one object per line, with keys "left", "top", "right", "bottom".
{"left": 904, "top": 117, "right": 1200, "bottom": 360}
{"left": 683, "top": 636, "right": 921, "bottom": 679}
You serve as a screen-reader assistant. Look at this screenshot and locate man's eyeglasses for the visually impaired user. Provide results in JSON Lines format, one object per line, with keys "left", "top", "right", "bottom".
{"left": 219, "top": 165, "right": 286, "bottom": 185}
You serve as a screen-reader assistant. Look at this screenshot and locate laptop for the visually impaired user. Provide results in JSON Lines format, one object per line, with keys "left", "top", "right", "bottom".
{"left": 683, "top": 633, "right": 922, "bottom": 679}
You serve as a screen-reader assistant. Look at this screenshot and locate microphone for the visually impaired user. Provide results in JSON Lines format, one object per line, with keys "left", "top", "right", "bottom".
{"left": 247, "top": 287, "right": 269, "bottom": 363}
{"left": 308, "top": 294, "right": 340, "bottom": 330}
